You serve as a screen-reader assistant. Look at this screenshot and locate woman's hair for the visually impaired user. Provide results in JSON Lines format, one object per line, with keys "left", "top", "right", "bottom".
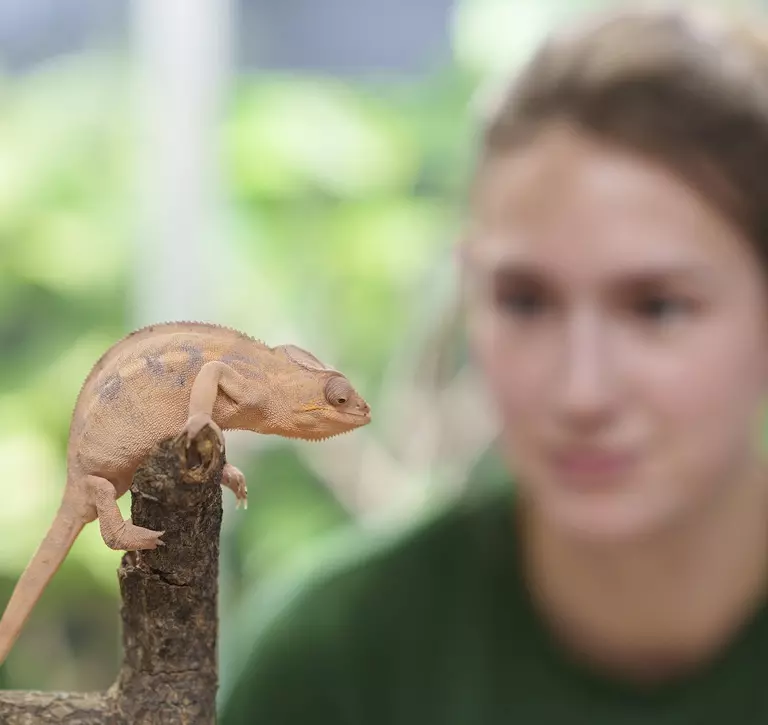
{"left": 473, "top": 4, "right": 768, "bottom": 267}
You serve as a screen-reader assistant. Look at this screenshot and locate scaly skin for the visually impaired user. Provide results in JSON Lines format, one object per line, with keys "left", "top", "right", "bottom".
{"left": 0, "top": 321, "right": 371, "bottom": 665}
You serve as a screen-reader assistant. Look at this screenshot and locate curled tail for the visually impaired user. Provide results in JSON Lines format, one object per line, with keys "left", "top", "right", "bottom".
{"left": 0, "top": 502, "right": 86, "bottom": 664}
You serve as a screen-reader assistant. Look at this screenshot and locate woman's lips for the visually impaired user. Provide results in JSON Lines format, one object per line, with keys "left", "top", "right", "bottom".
{"left": 551, "top": 449, "right": 637, "bottom": 486}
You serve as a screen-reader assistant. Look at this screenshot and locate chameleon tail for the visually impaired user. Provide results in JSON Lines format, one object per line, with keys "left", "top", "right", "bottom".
{"left": 0, "top": 501, "right": 86, "bottom": 665}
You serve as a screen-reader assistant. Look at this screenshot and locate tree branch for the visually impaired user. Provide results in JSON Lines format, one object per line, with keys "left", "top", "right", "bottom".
{"left": 0, "top": 424, "right": 224, "bottom": 724}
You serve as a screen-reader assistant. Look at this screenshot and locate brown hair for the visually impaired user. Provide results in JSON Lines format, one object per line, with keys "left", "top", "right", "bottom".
{"left": 473, "top": 4, "right": 768, "bottom": 266}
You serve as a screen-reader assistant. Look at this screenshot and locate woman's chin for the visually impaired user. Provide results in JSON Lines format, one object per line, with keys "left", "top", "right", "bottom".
{"left": 520, "top": 472, "right": 683, "bottom": 545}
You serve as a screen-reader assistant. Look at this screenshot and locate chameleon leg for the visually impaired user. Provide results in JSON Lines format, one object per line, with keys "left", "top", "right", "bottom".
{"left": 221, "top": 462, "right": 248, "bottom": 509}
{"left": 181, "top": 361, "right": 262, "bottom": 449}
{"left": 85, "top": 474, "right": 165, "bottom": 550}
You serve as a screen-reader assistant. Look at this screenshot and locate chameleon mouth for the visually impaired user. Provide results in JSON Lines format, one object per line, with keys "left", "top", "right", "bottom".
{"left": 338, "top": 413, "right": 371, "bottom": 428}
{"left": 341, "top": 411, "right": 371, "bottom": 420}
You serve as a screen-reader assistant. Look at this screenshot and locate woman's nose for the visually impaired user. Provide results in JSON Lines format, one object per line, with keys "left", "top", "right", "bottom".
{"left": 555, "top": 318, "right": 618, "bottom": 425}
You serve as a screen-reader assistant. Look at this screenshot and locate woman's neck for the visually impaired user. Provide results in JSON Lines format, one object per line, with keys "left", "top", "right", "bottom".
{"left": 520, "top": 464, "right": 768, "bottom": 684}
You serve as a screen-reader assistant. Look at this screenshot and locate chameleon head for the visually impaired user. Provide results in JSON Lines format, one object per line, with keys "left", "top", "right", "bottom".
{"left": 269, "top": 344, "right": 372, "bottom": 441}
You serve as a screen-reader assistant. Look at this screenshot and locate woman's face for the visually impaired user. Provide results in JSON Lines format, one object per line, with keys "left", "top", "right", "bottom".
{"left": 463, "top": 124, "right": 768, "bottom": 541}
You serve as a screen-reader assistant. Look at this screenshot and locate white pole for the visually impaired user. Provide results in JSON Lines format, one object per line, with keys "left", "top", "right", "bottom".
{"left": 131, "top": 0, "right": 232, "bottom": 325}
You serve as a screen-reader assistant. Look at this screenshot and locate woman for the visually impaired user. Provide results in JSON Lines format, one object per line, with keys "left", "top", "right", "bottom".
{"left": 221, "top": 4, "right": 768, "bottom": 722}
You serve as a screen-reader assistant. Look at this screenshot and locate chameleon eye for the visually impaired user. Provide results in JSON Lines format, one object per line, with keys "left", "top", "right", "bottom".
{"left": 325, "top": 377, "right": 352, "bottom": 406}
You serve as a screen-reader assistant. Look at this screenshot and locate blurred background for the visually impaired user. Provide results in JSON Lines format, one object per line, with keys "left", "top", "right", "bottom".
{"left": 0, "top": 0, "right": 752, "bottom": 700}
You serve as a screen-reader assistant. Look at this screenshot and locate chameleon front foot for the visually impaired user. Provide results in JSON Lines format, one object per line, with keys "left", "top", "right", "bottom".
{"left": 222, "top": 463, "right": 248, "bottom": 509}
{"left": 181, "top": 412, "right": 225, "bottom": 452}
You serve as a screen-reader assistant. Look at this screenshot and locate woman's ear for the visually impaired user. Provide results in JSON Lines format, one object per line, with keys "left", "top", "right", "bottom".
{"left": 454, "top": 230, "right": 479, "bottom": 295}
{"left": 455, "top": 229, "right": 489, "bottom": 312}
{"left": 453, "top": 229, "right": 474, "bottom": 266}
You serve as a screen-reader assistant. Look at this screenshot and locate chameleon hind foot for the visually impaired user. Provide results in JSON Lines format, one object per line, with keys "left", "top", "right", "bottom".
{"left": 105, "top": 518, "right": 165, "bottom": 550}
{"left": 86, "top": 474, "right": 165, "bottom": 551}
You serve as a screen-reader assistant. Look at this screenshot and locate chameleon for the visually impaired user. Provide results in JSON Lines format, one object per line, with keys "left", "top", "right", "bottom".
{"left": 0, "top": 321, "right": 371, "bottom": 665}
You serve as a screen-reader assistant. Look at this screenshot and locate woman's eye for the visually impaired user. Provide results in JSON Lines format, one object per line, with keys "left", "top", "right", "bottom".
{"left": 495, "top": 288, "right": 548, "bottom": 317}
{"left": 634, "top": 295, "right": 692, "bottom": 322}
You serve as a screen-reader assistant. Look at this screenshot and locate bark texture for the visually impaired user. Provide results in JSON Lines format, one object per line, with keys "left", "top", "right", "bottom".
{"left": 0, "top": 424, "right": 224, "bottom": 724}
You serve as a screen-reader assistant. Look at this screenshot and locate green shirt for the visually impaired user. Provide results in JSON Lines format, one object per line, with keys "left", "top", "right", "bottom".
{"left": 220, "top": 482, "right": 768, "bottom": 724}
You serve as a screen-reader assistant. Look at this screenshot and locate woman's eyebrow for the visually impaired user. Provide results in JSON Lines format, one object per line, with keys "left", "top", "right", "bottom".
{"left": 605, "top": 265, "right": 718, "bottom": 287}
{"left": 465, "top": 247, "right": 716, "bottom": 280}
{"left": 468, "top": 260, "right": 721, "bottom": 300}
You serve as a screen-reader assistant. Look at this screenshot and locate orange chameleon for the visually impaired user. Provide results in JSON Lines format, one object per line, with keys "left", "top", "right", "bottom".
{"left": 0, "top": 321, "right": 371, "bottom": 664}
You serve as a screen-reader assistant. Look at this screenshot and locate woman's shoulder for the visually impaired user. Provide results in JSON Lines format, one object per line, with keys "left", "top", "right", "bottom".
{"left": 226, "top": 455, "right": 509, "bottom": 627}
{"left": 219, "top": 459, "right": 517, "bottom": 721}
{"left": 266, "top": 472, "right": 515, "bottom": 628}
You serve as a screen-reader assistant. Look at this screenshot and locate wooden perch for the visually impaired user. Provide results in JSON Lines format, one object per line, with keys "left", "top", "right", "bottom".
{"left": 0, "top": 425, "right": 225, "bottom": 724}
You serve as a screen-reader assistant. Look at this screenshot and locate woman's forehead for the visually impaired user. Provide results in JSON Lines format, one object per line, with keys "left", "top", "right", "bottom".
{"left": 476, "top": 128, "right": 709, "bottom": 222}
{"left": 467, "top": 128, "right": 755, "bottom": 279}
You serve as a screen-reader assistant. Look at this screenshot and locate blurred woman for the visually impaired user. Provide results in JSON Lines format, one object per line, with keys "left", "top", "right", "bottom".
{"left": 222, "top": 5, "right": 768, "bottom": 722}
